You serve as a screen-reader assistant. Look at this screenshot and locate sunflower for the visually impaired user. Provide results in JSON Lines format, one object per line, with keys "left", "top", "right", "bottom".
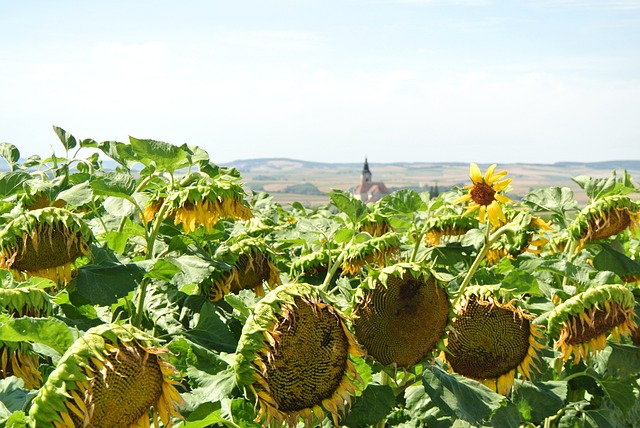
{"left": 568, "top": 195, "right": 639, "bottom": 251}
{"left": 358, "top": 214, "right": 393, "bottom": 237}
{"left": 454, "top": 163, "right": 512, "bottom": 227}
{"left": 143, "top": 180, "right": 253, "bottom": 234}
{"left": 0, "top": 207, "right": 92, "bottom": 286}
{"left": 445, "top": 286, "right": 545, "bottom": 395}
{"left": 485, "top": 211, "right": 553, "bottom": 265}
{"left": 547, "top": 284, "right": 637, "bottom": 365}
{"left": 290, "top": 249, "right": 340, "bottom": 282}
{"left": 0, "top": 287, "right": 53, "bottom": 389}
{"left": 424, "top": 213, "right": 479, "bottom": 247}
{"left": 23, "top": 191, "right": 67, "bottom": 211}
{"left": 234, "top": 283, "right": 363, "bottom": 427}
{"left": 352, "top": 263, "right": 450, "bottom": 367}
{"left": 29, "top": 323, "right": 184, "bottom": 428}
{"left": 202, "top": 238, "right": 281, "bottom": 302}
{"left": 341, "top": 233, "right": 400, "bottom": 276}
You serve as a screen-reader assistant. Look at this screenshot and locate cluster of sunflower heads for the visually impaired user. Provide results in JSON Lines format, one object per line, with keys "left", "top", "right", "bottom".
{"left": 0, "top": 207, "right": 92, "bottom": 287}
{"left": 547, "top": 284, "right": 638, "bottom": 365}
{"left": 444, "top": 285, "right": 546, "bottom": 395}
{"left": 568, "top": 195, "right": 640, "bottom": 251}
{"left": 352, "top": 263, "right": 450, "bottom": 367}
{"left": 29, "top": 323, "right": 185, "bottom": 428}
{"left": 202, "top": 238, "right": 281, "bottom": 302}
{"left": 234, "top": 283, "right": 364, "bottom": 428}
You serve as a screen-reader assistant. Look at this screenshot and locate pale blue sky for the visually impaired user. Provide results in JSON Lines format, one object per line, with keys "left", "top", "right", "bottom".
{"left": 1, "top": 0, "right": 639, "bottom": 164}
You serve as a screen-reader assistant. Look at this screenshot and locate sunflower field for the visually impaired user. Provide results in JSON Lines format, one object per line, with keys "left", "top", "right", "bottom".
{"left": 2, "top": 127, "right": 640, "bottom": 428}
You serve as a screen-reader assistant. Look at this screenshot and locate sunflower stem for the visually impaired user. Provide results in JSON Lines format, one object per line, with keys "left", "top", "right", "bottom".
{"left": 133, "top": 277, "right": 150, "bottom": 328}
{"left": 372, "top": 370, "right": 392, "bottom": 428}
{"left": 321, "top": 250, "right": 346, "bottom": 294}
{"left": 454, "top": 222, "right": 517, "bottom": 305}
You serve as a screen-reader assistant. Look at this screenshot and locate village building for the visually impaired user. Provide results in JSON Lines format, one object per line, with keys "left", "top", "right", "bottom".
{"left": 353, "top": 158, "right": 390, "bottom": 203}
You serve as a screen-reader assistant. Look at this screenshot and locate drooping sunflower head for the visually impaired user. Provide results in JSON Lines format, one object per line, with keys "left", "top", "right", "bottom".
{"left": 202, "top": 238, "right": 281, "bottom": 302}
{"left": 424, "top": 213, "right": 479, "bottom": 247}
{"left": 568, "top": 195, "right": 640, "bottom": 251}
{"left": 547, "top": 284, "right": 637, "bottom": 365}
{"left": 0, "top": 207, "right": 92, "bottom": 286}
{"left": 341, "top": 233, "right": 401, "bottom": 276}
{"left": 29, "top": 323, "right": 184, "bottom": 428}
{"left": 234, "top": 283, "right": 364, "bottom": 427}
{"left": 445, "top": 285, "right": 545, "bottom": 395}
{"left": 358, "top": 214, "right": 393, "bottom": 237}
{"left": 0, "top": 286, "right": 53, "bottom": 318}
{"left": 22, "top": 191, "right": 67, "bottom": 211}
{"left": 352, "top": 263, "right": 450, "bottom": 367}
{"left": 290, "top": 249, "right": 340, "bottom": 283}
{"left": 454, "top": 163, "right": 512, "bottom": 227}
{"left": 172, "top": 180, "right": 253, "bottom": 233}
{"left": 0, "top": 340, "right": 44, "bottom": 390}
{"left": 485, "top": 210, "right": 553, "bottom": 265}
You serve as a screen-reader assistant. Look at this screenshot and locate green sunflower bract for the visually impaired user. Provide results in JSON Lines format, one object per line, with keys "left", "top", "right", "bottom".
{"left": 234, "top": 283, "right": 363, "bottom": 427}
{"left": 29, "top": 323, "right": 184, "bottom": 428}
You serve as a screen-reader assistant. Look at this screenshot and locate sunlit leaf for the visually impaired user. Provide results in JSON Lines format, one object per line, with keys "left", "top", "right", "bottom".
{"left": 0, "top": 172, "right": 30, "bottom": 198}
{"left": 520, "top": 187, "right": 577, "bottom": 228}
{"left": 329, "top": 189, "right": 368, "bottom": 224}
{"left": 0, "top": 142, "right": 20, "bottom": 171}
{"left": 91, "top": 171, "right": 136, "bottom": 197}
{"left": 57, "top": 180, "right": 93, "bottom": 206}
{"left": 0, "top": 316, "right": 74, "bottom": 355}
{"left": 52, "top": 125, "right": 77, "bottom": 151}
{"left": 129, "top": 136, "right": 189, "bottom": 173}
{"left": 379, "top": 189, "right": 424, "bottom": 214}
{"left": 513, "top": 381, "right": 567, "bottom": 423}
{"left": 422, "top": 366, "right": 504, "bottom": 425}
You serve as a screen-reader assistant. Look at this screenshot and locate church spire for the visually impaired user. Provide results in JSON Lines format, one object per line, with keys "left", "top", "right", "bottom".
{"left": 361, "top": 157, "right": 372, "bottom": 183}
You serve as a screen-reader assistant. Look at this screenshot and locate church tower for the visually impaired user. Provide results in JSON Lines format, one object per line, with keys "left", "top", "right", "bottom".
{"left": 361, "top": 157, "right": 372, "bottom": 184}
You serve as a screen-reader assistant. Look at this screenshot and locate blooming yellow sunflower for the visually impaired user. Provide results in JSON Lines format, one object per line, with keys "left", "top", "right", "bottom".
{"left": 234, "top": 283, "right": 363, "bottom": 427}
{"left": 454, "top": 163, "right": 512, "bottom": 227}
{"left": 547, "top": 284, "right": 637, "bottom": 365}
{"left": 445, "top": 286, "right": 545, "bottom": 395}
{"left": 29, "top": 324, "right": 185, "bottom": 428}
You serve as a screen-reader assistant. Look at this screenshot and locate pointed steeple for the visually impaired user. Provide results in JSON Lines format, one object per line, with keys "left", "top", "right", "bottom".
{"left": 361, "top": 157, "right": 372, "bottom": 183}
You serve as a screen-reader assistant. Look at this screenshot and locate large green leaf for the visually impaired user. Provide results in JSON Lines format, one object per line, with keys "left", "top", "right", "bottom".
{"left": 184, "top": 301, "right": 238, "bottom": 353}
{"left": 598, "top": 377, "right": 637, "bottom": 414}
{"left": 129, "top": 137, "right": 188, "bottom": 173}
{"left": 520, "top": 187, "right": 577, "bottom": 228}
{"left": 178, "top": 401, "right": 229, "bottom": 428}
{"left": 74, "top": 263, "right": 145, "bottom": 306}
{"left": 379, "top": 189, "right": 424, "bottom": 214}
{"left": 97, "top": 140, "right": 139, "bottom": 168}
{"left": 0, "top": 172, "right": 30, "bottom": 198}
{"left": 90, "top": 171, "right": 136, "bottom": 197}
{"left": 0, "top": 143, "right": 20, "bottom": 171}
{"left": 329, "top": 189, "right": 368, "bottom": 225}
{"left": 573, "top": 170, "right": 636, "bottom": 200}
{"left": 500, "top": 270, "right": 542, "bottom": 296}
{"left": 0, "top": 378, "right": 29, "bottom": 413}
{"left": 0, "top": 316, "right": 74, "bottom": 355}
{"left": 595, "top": 343, "right": 640, "bottom": 377}
{"left": 343, "top": 384, "right": 396, "bottom": 426}
{"left": 592, "top": 244, "right": 640, "bottom": 279}
{"left": 52, "top": 125, "right": 77, "bottom": 151}
{"left": 422, "top": 366, "right": 505, "bottom": 425}
{"left": 513, "top": 381, "right": 567, "bottom": 423}
{"left": 57, "top": 180, "right": 93, "bottom": 206}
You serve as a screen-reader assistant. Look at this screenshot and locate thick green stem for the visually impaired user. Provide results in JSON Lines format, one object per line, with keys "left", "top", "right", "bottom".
{"left": 373, "top": 371, "right": 392, "bottom": 428}
{"left": 133, "top": 277, "right": 150, "bottom": 328}
{"left": 321, "top": 251, "right": 346, "bottom": 293}
{"left": 454, "top": 222, "right": 517, "bottom": 305}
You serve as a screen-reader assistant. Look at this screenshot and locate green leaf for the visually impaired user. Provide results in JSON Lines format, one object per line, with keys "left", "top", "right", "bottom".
{"left": 0, "top": 172, "right": 30, "bottom": 198}
{"left": 422, "top": 366, "right": 505, "bottom": 424}
{"left": 521, "top": 187, "right": 577, "bottom": 228}
{"left": 74, "top": 263, "right": 145, "bottom": 306}
{"left": 129, "top": 136, "right": 188, "bottom": 173}
{"left": 573, "top": 170, "right": 636, "bottom": 200}
{"left": 166, "top": 255, "right": 219, "bottom": 288}
{"left": 97, "top": 140, "right": 139, "bottom": 167}
{"left": 187, "top": 368, "right": 236, "bottom": 406}
{"left": 230, "top": 398, "right": 263, "bottom": 427}
{"left": 0, "top": 378, "right": 29, "bottom": 413}
{"left": 592, "top": 244, "right": 640, "bottom": 279}
{"left": 500, "top": 270, "right": 542, "bottom": 296}
{"left": 0, "top": 316, "right": 74, "bottom": 355}
{"left": 598, "top": 377, "right": 637, "bottom": 414}
{"left": 52, "top": 125, "right": 77, "bottom": 151}
{"left": 103, "top": 231, "right": 130, "bottom": 254}
{"left": 343, "top": 384, "right": 396, "bottom": 426}
{"left": 178, "top": 401, "right": 228, "bottom": 428}
{"left": 90, "top": 171, "right": 136, "bottom": 197}
{"left": 379, "top": 189, "right": 424, "bottom": 214}
{"left": 185, "top": 301, "right": 238, "bottom": 353}
{"left": 513, "top": 381, "right": 567, "bottom": 423}
{"left": 0, "top": 143, "right": 20, "bottom": 170}
{"left": 145, "top": 259, "right": 182, "bottom": 282}
{"left": 57, "top": 180, "right": 93, "bottom": 206}
{"left": 595, "top": 343, "right": 640, "bottom": 377}
{"left": 334, "top": 227, "right": 354, "bottom": 243}
{"left": 329, "top": 189, "right": 368, "bottom": 224}
{"left": 103, "top": 196, "right": 137, "bottom": 218}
